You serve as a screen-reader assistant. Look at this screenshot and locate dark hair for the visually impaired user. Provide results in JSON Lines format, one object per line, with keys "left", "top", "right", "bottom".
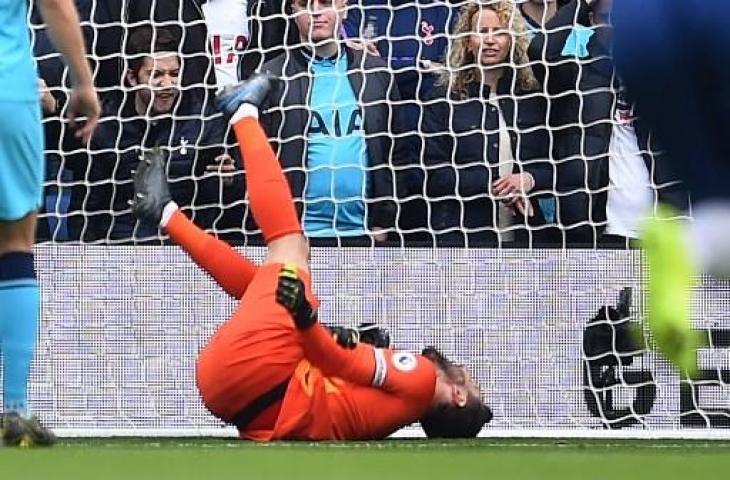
{"left": 126, "top": 26, "right": 180, "bottom": 76}
{"left": 421, "top": 346, "right": 467, "bottom": 383}
{"left": 420, "top": 346, "right": 493, "bottom": 438}
{"left": 420, "top": 396, "right": 493, "bottom": 438}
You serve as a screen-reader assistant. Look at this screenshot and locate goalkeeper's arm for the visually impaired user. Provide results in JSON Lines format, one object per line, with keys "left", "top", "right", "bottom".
{"left": 276, "top": 267, "right": 388, "bottom": 388}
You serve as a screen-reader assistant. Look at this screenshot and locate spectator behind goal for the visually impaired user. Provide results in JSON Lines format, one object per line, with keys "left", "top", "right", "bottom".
{"left": 417, "top": 1, "right": 555, "bottom": 247}
{"left": 80, "top": 26, "right": 241, "bottom": 242}
{"left": 342, "top": 0, "right": 456, "bottom": 101}
{"left": 202, "top": 0, "right": 300, "bottom": 86}
{"left": 519, "top": 0, "right": 569, "bottom": 40}
{"left": 260, "top": 0, "right": 409, "bottom": 243}
{"left": 342, "top": 0, "right": 459, "bottom": 244}
{"left": 528, "top": 0, "right": 688, "bottom": 246}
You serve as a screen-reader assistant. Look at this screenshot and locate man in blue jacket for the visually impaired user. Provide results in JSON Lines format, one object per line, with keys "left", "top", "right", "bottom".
{"left": 343, "top": 0, "right": 456, "bottom": 102}
{"left": 260, "top": 0, "right": 409, "bottom": 242}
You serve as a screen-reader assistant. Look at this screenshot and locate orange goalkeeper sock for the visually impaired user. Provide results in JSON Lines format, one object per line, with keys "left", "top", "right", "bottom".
{"left": 166, "top": 210, "right": 257, "bottom": 299}
{"left": 232, "top": 117, "right": 301, "bottom": 243}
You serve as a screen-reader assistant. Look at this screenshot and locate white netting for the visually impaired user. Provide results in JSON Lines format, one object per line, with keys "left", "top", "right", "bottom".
{"left": 20, "top": 0, "right": 729, "bottom": 439}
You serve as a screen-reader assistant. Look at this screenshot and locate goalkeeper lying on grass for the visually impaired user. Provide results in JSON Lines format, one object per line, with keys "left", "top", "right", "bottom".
{"left": 131, "top": 74, "right": 492, "bottom": 440}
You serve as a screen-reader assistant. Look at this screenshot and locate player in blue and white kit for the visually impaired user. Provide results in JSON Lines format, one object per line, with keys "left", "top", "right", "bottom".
{"left": 0, "top": 0, "right": 99, "bottom": 447}
{"left": 613, "top": 0, "right": 730, "bottom": 374}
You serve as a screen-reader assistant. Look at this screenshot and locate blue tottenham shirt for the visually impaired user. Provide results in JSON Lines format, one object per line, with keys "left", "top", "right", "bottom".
{"left": 304, "top": 51, "right": 369, "bottom": 237}
{"left": 0, "top": 0, "right": 38, "bottom": 102}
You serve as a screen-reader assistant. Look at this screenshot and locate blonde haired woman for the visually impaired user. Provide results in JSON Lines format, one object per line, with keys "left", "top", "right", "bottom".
{"left": 421, "top": 1, "right": 554, "bottom": 247}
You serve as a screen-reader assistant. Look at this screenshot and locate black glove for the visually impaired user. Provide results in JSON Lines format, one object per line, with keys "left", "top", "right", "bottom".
{"left": 276, "top": 264, "right": 317, "bottom": 329}
{"left": 324, "top": 323, "right": 391, "bottom": 349}
{"left": 358, "top": 323, "right": 390, "bottom": 348}
{"left": 326, "top": 326, "right": 360, "bottom": 349}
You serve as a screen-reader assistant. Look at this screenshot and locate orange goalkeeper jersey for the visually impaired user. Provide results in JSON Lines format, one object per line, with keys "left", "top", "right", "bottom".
{"left": 242, "top": 323, "right": 437, "bottom": 441}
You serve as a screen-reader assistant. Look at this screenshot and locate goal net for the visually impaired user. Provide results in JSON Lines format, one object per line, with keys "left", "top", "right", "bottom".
{"left": 20, "top": 0, "right": 730, "bottom": 438}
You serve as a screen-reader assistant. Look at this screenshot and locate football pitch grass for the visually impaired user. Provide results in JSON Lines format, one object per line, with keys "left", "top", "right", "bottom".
{"left": 2, "top": 438, "right": 730, "bottom": 480}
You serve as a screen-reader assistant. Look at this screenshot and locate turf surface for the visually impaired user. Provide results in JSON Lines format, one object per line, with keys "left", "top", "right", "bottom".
{"left": 2, "top": 438, "right": 729, "bottom": 480}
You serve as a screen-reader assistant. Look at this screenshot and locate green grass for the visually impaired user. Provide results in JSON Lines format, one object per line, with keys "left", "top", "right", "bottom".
{"left": 2, "top": 438, "right": 730, "bottom": 480}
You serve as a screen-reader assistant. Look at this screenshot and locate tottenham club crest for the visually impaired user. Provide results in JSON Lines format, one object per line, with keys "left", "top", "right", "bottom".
{"left": 392, "top": 352, "right": 417, "bottom": 372}
{"left": 179, "top": 137, "right": 189, "bottom": 155}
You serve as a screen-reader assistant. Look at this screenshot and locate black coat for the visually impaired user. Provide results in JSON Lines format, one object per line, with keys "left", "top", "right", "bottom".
{"left": 419, "top": 78, "right": 553, "bottom": 246}
{"left": 260, "top": 46, "right": 411, "bottom": 231}
{"left": 528, "top": 0, "right": 688, "bottom": 242}
{"left": 83, "top": 92, "right": 240, "bottom": 241}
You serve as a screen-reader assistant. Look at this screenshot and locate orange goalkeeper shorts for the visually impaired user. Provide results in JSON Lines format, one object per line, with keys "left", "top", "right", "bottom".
{"left": 195, "top": 262, "right": 317, "bottom": 424}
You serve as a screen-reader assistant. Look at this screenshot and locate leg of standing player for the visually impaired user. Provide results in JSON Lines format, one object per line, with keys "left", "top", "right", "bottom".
{"left": 613, "top": 0, "right": 730, "bottom": 372}
{"left": 0, "top": 99, "right": 52, "bottom": 446}
{"left": 0, "top": 0, "right": 99, "bottom": 447}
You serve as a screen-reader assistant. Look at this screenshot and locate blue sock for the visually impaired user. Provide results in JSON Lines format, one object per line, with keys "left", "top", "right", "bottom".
{"left": 0, "top": 252, "right": 39, "bottom": 416}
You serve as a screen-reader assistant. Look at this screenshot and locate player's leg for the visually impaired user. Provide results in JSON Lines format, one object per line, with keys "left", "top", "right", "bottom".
{"left": 0, "top": 215, "right": 38, "bottom": 435}
{"left": 613, "top": 0, "right": 730, "bottom": 373}
{"left": 165, "top": 209, "right": 258, "bottom": 299}
{"left": 196, "top": 76, "right": 318, "bottom": 434}
{"left": 216, "top": 74, "right": 309, "bottom": 273}
{"left": 132, "top": 150, "right": 259, "bottom": 299}
{"left": 0, "top": 100, "right": 54, "bottom": 446}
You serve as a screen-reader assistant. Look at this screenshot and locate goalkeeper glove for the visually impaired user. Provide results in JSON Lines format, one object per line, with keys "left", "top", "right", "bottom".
{"left": 358, "top": 323, "right": 390, "bottom": 348}
{"left": 276, "top": 264, "right": 317, "bottom": 329}
{"left": 326, "top": 326, "right": 360, "bottom": 349}
{"left": 324, "top": 324, "right": 391, "bottom": 349}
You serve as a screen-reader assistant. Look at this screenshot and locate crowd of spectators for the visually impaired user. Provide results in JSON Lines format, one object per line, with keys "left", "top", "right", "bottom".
{"left": 32, "top": 0, "right": 688, "bottom": 248}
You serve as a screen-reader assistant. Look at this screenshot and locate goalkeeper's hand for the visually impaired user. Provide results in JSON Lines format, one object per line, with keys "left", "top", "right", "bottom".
{"left": 358, "top": 323, "right": 390, "bottom": 348}
{"left": 131, "top": 148, "right": 172, "bottom": 226}
{"left": 276, "top": 264, "right": 317, "bottom": 329}
{"left": 324, "top": 324, "right": 391, "bottom": 349}
{"left": 326, "top": 326, "right": 360, "bottom": 349}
